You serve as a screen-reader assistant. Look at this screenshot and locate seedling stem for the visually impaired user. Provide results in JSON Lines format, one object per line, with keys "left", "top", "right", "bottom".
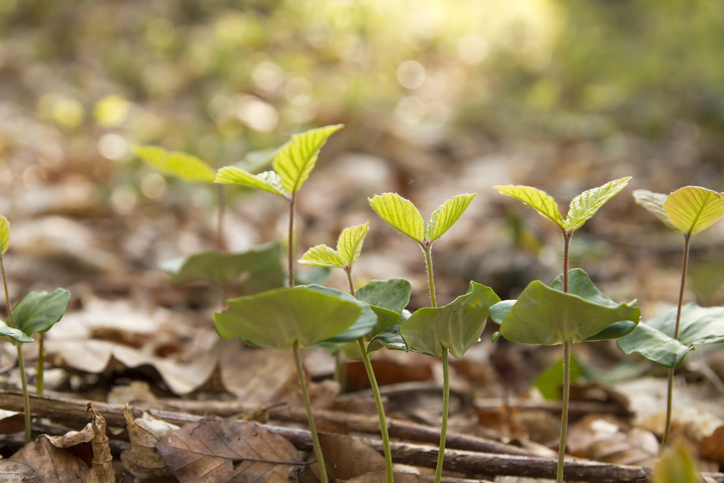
{"left": 37, "top": 334, "right": 44, "bottom": 395}
{"left": 557, "top": 230, "right": 573, "bottom": 483}
{"left": 288, "top": 196, "right": 295, "bottom": 288}
{"left": 424, "top": 245, "right": 437, "bottom": 308}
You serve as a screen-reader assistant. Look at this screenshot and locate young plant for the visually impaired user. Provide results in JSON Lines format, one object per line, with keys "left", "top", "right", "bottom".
{"left": 492, "top": 177, "right": 635, "bottom": 483}
{"left": 213, "top": 125, "right": 346, "bottom": 482}
{"left": 369, "top": 193, "right": 501, "bottom": 483}
{"left": 300, "top": 221, "right": 412, "bottom": 483}
{"left": 0, "top": 215, "right": 71, "bottom": 443}
{"left": 617, "top": 186, "right": 724, "bottom": 450}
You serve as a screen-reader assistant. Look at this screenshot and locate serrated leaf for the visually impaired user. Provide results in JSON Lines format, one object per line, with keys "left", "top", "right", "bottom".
{"left": 214, "top": 285, "right": 376, "bottom": 349}
{"left": 617, "top": 303, "right": 724, "bottom": 368}
{"left": 498, "top": 280, "right": 640, "bottom": 345}
{"left": 400, "top": 282, "right": 500, "bottom": 358}
{"left": 337, "top": 221, "right": 369, "bottom": 268}
{"left": 299, "top": 245, "right": 344, "bottom": 268}
{"left": 495, "top": 185, "right": 566, "bottom": 230}
{"left": 663, "top": 186, "right": 724, "bottom": 235}
{"left": 369, "top": 193, "right": 425, "bottom": 244}
{"left": 425, "top": 194, "right": 476, "bottom": 243}
{"left": 273, "top": 124, "right": 343, "bottom": 194}
{"left": 565, "top": 177, "right": 631, "bottom": 230}
{"left": 12, "top": 288, "right": 71, "bottom": 335}
{"left": 633, "top": 189, "right": 676, "bottom": 229}
{"left": 0, "top": 325, "right": 33, "bottom": 344}
{"left": 215, "top": 167, "right": 290, "bottom": 198}
{"left": 0, "top": 215, "right": 8, "bottom": 255}
{"left": 133, "top": 146, "right": 216, "bottom": 182}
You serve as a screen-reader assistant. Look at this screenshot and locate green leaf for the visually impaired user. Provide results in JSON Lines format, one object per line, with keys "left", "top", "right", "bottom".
{"left": 0, "top": 215, "right": 8, "bottom": 255}
{"left": 533, "top": 354, "right": 583, "bottom": 400}
{"left": 425, "top": 194, "right": 476, "bottom": 243}
{"left": 215, "top": 167, "right": 290, "bottom": 198}
{"left": 663, "top": 186, "right": 724, "bottom": 235}
{"left": 337, "top": 221, "right": 369, "bottom": 268}
{"left": 273, "top": 124, "right": 343, "bottom": 194}
{"left": 214, "top": 285, "right": 376, "bottom": 349}
{"left": 565, "top": 177, "right": 631, "bottom": 230}
{"left": 369, "top": 193, "right": 425, "bottom": 244}
{"left": 633, "top": 189, "right": 676, "bottom": 229}
{"left": 653, "top": 440, "right": 701, "bottom": 483}
{"left": 0, "top": 325, "right": 33, "bottom": 344}
{"left": 617, "top": 303, "right": 724, "bottom": 368}
{"left": 368, "top": 313, "right": 411, "bottom": 353}
{"left": 12, "top": 288, "right": 71, "bottom": 335}
{"left": 400, "top": 282, "right": 500, "bottom": 358}
{"left": 550, "top": 268, "right": 621, "bottom": 308}
{"left": 160, "top": 242, "right": 283, "bottom": 289}
{"left": 356, "top": 279, "right": 412, "bottom": 314}
{"left": 133, "top": 146, "right": 216, "bottom": 183}
{"left": 490, "top": 300, "right": 515, "bottom": 325}
{"left": 299, "top": 245, "right": 344, "bottom": 268}
{"left": 294, "top": 266, "right": 331, "bottom": 286}
{"left": 495, "top": 185, "right": 566, "bottom": 230}
{"left": 498, "top": 280, "right": 640, "bottom": 345}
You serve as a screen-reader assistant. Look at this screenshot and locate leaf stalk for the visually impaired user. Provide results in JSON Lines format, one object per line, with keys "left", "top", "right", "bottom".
{"left": 293, "top": 341, "right": 327, "bottom": 482}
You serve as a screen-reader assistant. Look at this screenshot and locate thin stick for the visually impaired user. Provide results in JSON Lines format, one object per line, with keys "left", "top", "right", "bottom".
{"left": 293, "top": 341, "right": 327, "bottom": 482}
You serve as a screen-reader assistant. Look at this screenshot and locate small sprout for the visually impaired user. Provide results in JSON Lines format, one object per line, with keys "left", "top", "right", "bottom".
{"left": 299, "top": 221, "right": 369, "bottom": 270}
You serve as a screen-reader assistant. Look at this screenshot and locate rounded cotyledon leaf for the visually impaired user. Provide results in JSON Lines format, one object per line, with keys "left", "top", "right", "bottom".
{"left": 633, "top": 189, "right": 676, "bottom": 229}
{"left": 400, "top": 281, "right": 500, "bottom": 358}
{"left": 356, "top": 279, "right": 412, "bottom": 338}
{"left": 0, "top": 325, "right": 33, "bottom": 344}
{"left": 215, "top": 168, "right": 290, "bottom": 198}
{"left": 425, "top": 194, "right": 476, "bottom": 243}
{"left": 12, "top": 288, "right": 71, "bottom": 335}
{"left": 494, "top": 185, "right": 566, "bottom": 230}
{"left": 663, "top": 186, "right": 724, "bottom": 235}
{"left": 214, "top": 285, "right": 376, "bottom": 350}
{"left": 0, "top": 215, "right": 8, "bottom": 254}
{"left": 369, "top": 193, "right": 425, "bottom": 244}
{"left": 273, "top": 124, "right": 343, "bottom": 194}
{"left": 565, "top": 177, "right": 631, "bottom": 230}
{"left": 133, "top": 146, "right": 216, "bottom": 183}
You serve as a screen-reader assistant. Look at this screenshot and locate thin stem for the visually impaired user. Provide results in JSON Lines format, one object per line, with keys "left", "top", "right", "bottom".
{"left": 434, "top": 348, "right": 450, "bottom": 483}
{"left": 293, "top": 341, "right": 327, "bottom": 483}
{"left": 288, "top": 197, "right": 295, "bottom": 288}
{"left": 660, "top": 232, "right": 691, "bottom": 451}
{"left": 36, "top": 333, "right": 44, "bottom": 395}
{"left": 423, "top": 245, "right": 437, "bottom": 308}
{"left": 0, "top": 255, "right": 31, "bottom": 444}
{"left": 557, "top": 337, "right": 572, "bottom": 483}
{"left": 216, "top": 184, "right": 226, "bottom": 252}
{"left": 345, "top": 269, "right": 356, "bottom": 298}
{"left": 563, "top": 230, "right": 572, "bottom": 292}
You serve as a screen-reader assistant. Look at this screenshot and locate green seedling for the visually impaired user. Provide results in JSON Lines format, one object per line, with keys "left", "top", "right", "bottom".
{"left": 493, "top": 177, "right": 633, "bottom": 483}
{"left": 213, "top": 124, "right": 344, "bottom": 482}
{"left": 300, "top": 221, "right": 412, "bottom": 483}
{"left": 617, "top": 186, "right": 724, "bottom": 451}
{"left": 369, "top": 192, "right": 500, "bottom": 483}
{"left": 0, "top": 215, "right": 70, "bottom": 443}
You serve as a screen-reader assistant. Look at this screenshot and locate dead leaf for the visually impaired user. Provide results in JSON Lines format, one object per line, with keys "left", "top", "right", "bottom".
{"left": 108, "top": 381, "right": 158, "bottom": 405}
{"left": 0, "top": 459, "right": 37, "bottom": 482}
{"left": 10, "top": 437, "right": 98, "bottom": 482}
{"left": 156, "top": 417, "right": 302, "bottom": 482}
{"left": 567, "top": 414, "right": 658, "bottom": 467}
{"left": 318, "top": 432, "right": 385, "bottom": 481}
{"left": 0, "top": 409, "right": 26, "bottom": 435}
{"left": 121, "top": 405, "right": 179, "bottom": 480}
{"left": 343, "top": 472, "right": 425, "bottom": 483}
{"left": 88, "top": 405, "right": 115, "bottom": 483}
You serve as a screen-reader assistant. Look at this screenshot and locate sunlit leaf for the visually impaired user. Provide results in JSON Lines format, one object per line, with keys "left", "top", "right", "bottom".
{"left": 498, "top": 280, "right": 640, "bottom": 345}
{"left": 273, "top": 124, "right": 343, "bottom": 194}
{"left": 633, "top": 189, "right": 676, "bottom": 229}
{"left": 369, "top": 193, "right": 424, "bottom": 244}
{"left": 133, "top": 146, "right": 216, "bottom": 182}
{"left": 617, "top": 303, "right": 724, "bottom": 368}
{"left": 337, "top": 221, "right": 369, "bottom": 268}
{"left": 400, "top": 282, "right": 500, "bottom": 358}
{"left": 214, "top": 285, "right": 376, "bottom": 349}
{"left": 663, "top": 186, "right": 724, "bottom": 235}
{"left": 425, "top": 194, "right": 476, "bottom": 243}
{"left": 495, "top": 185, "right": 566, "bottom": 230}
{"left": 0, "top": 325, "right": 33, "bottom": 344}
{"left": 565, "top": 177, "right": 631, "bottom": 230}
{"left": 215, "top": 167, "right": 289, "bottom": 198}
{"left": 0, "top": 215, "right": 8, "bottom": 255}
{"left": 299, "top": 245, "right": 344, "bottom": 268}
{"left": 12, "top": 288, "right": 71, "bottom": 335}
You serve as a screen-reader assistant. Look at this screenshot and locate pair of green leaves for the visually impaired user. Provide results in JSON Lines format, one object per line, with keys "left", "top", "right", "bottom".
{"left": 0, "top": 289, "right": 71, "bottom": 344}
{"left": 368, "top": 193, "right": 475, "bottom": 246}
{"left": 299, "top": 221, "right": 369, "bottom": 270}
{"left": 495, "top": 177, "right": 631, "bottom": 233}
{"left": 490, "top": 269, "right": 640, "bottom": 345}
{"left": 634, "top": 186, "right": 724, "bottom": 235}
{"left": 216, "top": 125, "right": 343, "bottom": 199}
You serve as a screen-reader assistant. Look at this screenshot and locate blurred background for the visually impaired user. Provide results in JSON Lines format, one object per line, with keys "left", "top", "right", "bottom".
{"left": 1, "top": 0, "right": 724, "bottom": 311}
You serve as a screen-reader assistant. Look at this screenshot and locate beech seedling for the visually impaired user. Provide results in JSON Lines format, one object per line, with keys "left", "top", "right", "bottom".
{"left": 617, "top": 186, "right": 724, "bottom": 450}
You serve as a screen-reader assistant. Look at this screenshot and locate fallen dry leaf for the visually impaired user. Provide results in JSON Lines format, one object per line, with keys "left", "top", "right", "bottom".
{"left": 567, "top": 414, "right": 658, "bottom": 467}
{"left": 156, "top": 417, "right": 302, "bottom": 482}
{"left": 343, "top": 472, "right": 425, "bottom": 483}
{"left": 121, "top": 404, "right": 179, "bottom": 480}
{"left": 10, "top": 437, "right": 98, "bottom": 483}
{"left": 0, "top": 459, "right": 37, "bottom": 483}
{"left": 88, "top": 405, "right": 115, "bottom": 483}
{"left": 318, "top": 432, "right": 385, "bottom": 481}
